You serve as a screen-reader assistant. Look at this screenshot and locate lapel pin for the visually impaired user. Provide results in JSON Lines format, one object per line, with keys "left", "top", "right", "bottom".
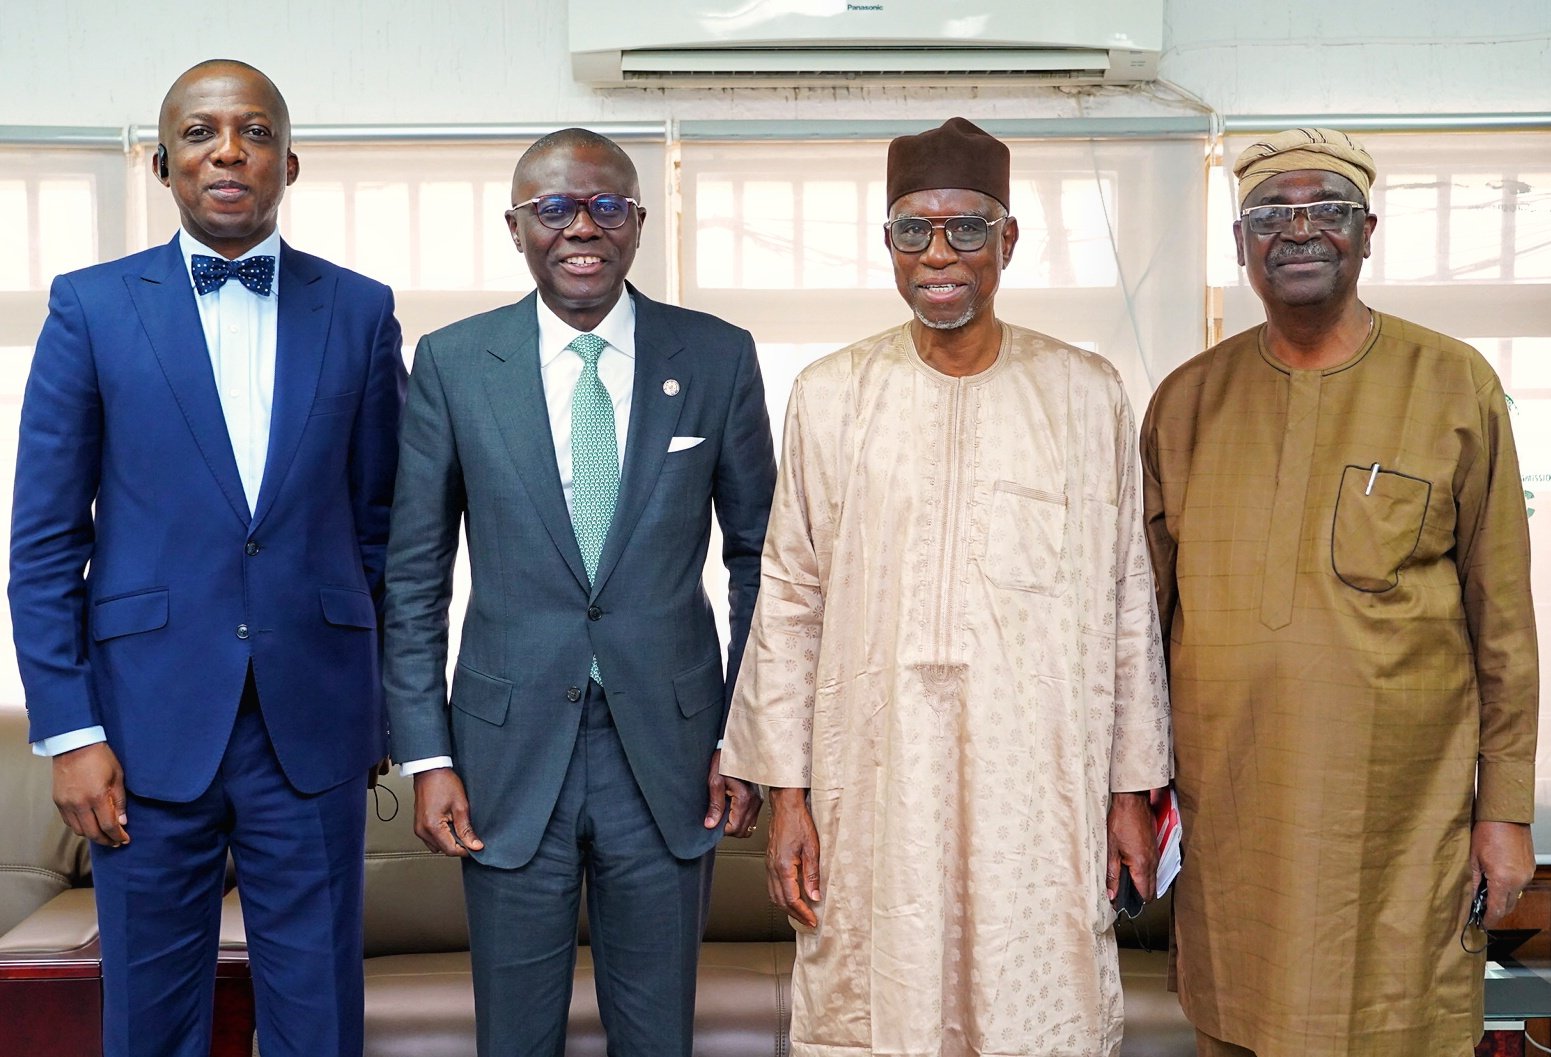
{"left": 662, "top": 379, "right": 680, "bottom": 397}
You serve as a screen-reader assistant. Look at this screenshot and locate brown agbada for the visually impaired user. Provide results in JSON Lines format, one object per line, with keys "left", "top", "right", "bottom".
{"left": 1142, "top": 312, "right": 1538, "bottom": 1057}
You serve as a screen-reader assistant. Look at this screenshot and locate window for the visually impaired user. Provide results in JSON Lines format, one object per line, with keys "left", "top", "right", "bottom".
{"left": 680, "top": 135, "right": 1208, "bottom": 649}
{"left": 4, "top": 125, "right": 1545, "bottom": 837}
{"left": 0, "top": 137, "right": 667, "bottom": 703}
{"left": 134, "top": 141, "right": 670, "bottom": 354}
{"left": 680, "top": 136, "right": 1208, "bottom": 417}
{"left": 0, "top": 148, "right": 127, "bottom": 705}
{"left": 0, "top": 130, "right": 1210, "bottom": 706}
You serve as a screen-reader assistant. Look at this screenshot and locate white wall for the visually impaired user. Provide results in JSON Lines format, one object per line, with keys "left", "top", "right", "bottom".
{"left": 1163, "top": 1, "right": 1551, "bottom": 116}
{"left": 2, "top": 0, "right": 1547, "bottom": 129}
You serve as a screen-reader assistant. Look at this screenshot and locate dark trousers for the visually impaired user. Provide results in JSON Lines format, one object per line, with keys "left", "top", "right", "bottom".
{"left": 462, "top": 681, "right": 713, "bottom": 1057}
{"left": 92, "top": 675, "right": 368, "bottom": 1057}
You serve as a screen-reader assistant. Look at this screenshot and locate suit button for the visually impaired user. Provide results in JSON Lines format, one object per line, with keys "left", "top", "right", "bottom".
{"left": 245, "top": 540, "right": 260, "bottom": 556}
{"left": 236, "top": 624, "right": 250, "bottom": 640}
{"left": 566, "top": 686, "right": 582, "bottom": 703}
{"left": 587, "top": 606, "right": 602, "bottom": 621}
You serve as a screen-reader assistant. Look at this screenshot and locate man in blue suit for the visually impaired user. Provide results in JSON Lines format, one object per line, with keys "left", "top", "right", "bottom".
{"left": 383, "top": 128, "right": 775, "bottom": 1056}
{"left": 9, "top": 60, "right": 405, "bottom": 1057}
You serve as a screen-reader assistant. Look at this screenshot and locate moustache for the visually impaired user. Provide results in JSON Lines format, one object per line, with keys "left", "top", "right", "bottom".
{"left": 1269, "top": 245, "right": 1334, "bottom": 265}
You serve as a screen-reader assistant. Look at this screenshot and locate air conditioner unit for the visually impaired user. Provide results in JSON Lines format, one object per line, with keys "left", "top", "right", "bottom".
{"left": 570, "top": 0, "right": 1162, "bottom": 88}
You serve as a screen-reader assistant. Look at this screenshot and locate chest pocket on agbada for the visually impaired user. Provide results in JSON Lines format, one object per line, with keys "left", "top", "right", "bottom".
{"left": 1330, "top": 464, "right": 1431, "bottom": 592}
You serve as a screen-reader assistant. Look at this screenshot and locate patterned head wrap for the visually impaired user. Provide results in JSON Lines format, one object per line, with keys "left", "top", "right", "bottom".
{"left": 1234, "top": 128, "right": 1377, "bottom": 206}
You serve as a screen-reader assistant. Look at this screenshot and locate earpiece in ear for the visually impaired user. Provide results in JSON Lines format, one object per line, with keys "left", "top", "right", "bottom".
{"left": 155, "top": 145, "right": 169, "bottom": 180}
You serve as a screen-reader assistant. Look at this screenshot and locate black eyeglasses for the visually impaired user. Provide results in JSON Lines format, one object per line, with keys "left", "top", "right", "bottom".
{"left": 1239, "top": 200, "right": 1365, "bottom": 236}
{"left": 509, "top": 193, "right": 642, "bottom": 231}
{"left": 885, "top": 214, "right": 1008, "bottom": 253}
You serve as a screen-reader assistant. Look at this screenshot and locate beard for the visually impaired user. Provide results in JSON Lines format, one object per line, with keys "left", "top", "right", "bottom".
{"left": 914, "top": 303, "right": 977, "bottom": 330}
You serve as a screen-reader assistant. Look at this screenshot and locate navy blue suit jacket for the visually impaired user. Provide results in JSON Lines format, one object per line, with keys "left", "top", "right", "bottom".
{"left": 383, "top": 287, "right": 775, "bottom": 868}
{"left": 10, "top": 236, "right": 406, "bottom": 800}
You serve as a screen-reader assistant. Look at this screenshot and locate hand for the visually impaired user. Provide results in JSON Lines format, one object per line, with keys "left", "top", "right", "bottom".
{"left": 1106, "top": 790, "right": 1157, "bottom": 903}
{"left": 366, "top": 755, "right": 390, "bottom": 789}
{"left": 1471, "top": 819, "right": 1535, "bottom": 929}
{"left": 413, "top": 768, "right": 484, "bottom": 857}
{"left": 52, "top": 742, "right": 129, "bottom": 848}
{"left": 703, "top": 749, "right": 764, "bottom": 837}
{"left": 766, "top": 787, "right": 822, "bottom": 928}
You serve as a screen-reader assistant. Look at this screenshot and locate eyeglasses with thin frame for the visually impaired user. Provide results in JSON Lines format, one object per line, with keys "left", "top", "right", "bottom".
{"left": 1239, "top": 200, "right": 1365, "bottom": 236}
{"left": 885, "top": 214, "right": 1009, "bottom": 254}
{"left": 508, "top": 193, "right": 642, "bottom": 231}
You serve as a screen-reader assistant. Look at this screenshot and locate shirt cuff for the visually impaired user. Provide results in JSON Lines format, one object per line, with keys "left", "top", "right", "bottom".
{"left": 716, "top": 739, "right": 724, "bottom": 750}
{"left": 31, "top": 726, "right": 108, "bottom": 757}
{"left": 399, "top": 755, "right": 454, "bottom": 777}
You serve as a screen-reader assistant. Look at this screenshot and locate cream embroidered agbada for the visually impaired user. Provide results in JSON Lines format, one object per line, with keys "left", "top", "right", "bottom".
{"left": 723, "top": 323, "right": 1172, "bottom": 1057}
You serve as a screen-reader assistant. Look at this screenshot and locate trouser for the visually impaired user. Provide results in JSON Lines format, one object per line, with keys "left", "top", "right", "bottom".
{"left": 462, "top": 680, "right": 713, "bottom": 1057}
{"left": 93, "top": 672, "right": 368, "bottom": 1057}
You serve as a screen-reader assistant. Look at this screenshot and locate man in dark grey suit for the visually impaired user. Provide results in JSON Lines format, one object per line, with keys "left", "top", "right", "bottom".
{"left": 383, "top": 128, "right": 775, "bottom": 1056}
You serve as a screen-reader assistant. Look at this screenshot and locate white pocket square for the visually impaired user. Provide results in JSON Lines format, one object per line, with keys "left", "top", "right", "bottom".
{"left": 668, "top": 436, "right": 705, "bottom": 453}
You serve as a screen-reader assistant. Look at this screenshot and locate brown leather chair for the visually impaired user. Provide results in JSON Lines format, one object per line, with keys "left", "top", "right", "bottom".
{"left": 0, "top": 720, "right": 1190, "bottom": 1057}
{"left": 0, "top": 710, "right": 254, "bottom": 1057}
{"left": 341, "top": 767, "right": 1190, "bottom": 1057}
{"left": 351, "top": 768, "right": 794, "bottom": 1057}
{"left": 0, "top": 710, "right": 99, "bottom": 1057}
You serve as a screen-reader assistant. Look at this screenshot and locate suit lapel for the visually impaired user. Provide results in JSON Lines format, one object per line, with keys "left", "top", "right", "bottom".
{"left": 128, "top": 237, "right": 249, "bottom": 527}
{"left": 483, "top": 296, "right": 591, "bottom": 593}
{"left": 590, "top": 290, "right": 687, "bottom": 599}
{"left": 251, "top": 242, "right": 330, "bottom": 530}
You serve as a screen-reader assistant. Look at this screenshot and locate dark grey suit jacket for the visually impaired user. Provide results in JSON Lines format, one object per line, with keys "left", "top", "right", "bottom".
{"left": 383, "top": 287, "right": 775, "bottom": 868}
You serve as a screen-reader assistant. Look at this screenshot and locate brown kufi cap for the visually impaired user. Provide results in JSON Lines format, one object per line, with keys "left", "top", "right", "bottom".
{"left": 887, "top": 117, "right": 1010, "bottom": 210}
{"left": 1233, "top": 127, "right": 1377, "bottom": 206}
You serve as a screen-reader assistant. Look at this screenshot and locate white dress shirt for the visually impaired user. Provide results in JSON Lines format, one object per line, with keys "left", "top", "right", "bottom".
{"left": 32, "top": 230, "right": 282, "bottom": 758}
{"left": 399, "top": 291, "right": 637, "bottom": 777}
{"left": 184, "top": 227, "right": 281, "bottom": 515}
{"left": 537, "top": 289, "right": 636, "bottom": 514}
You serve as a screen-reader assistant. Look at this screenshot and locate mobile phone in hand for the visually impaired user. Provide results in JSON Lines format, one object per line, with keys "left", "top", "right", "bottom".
{"left": 1114, "top": 866, "right": 1145, "bottom": 919}
{"left": 1468, "top": 878, "right": 1488, "bottom": 929}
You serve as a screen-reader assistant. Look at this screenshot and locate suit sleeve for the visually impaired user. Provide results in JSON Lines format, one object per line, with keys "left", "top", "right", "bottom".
{"left": 382, "top": 335, "right": 467, "bottom": 762}
{"left": 712, "top": 331, "right": 776, "bottom": 718}
{"left": 349, "top": 286, "right": 407, "bottom": 613}
{"left": 9, "top": 275, "right": 105, "bottom": 742}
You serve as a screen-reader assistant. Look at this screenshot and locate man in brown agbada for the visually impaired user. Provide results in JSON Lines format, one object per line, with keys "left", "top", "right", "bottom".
{"left": 1142, "top": 128, "right": 1538, "bottom": 1057}
{"left": 723, "top": 117, "right": 1172, "bottom": 1057}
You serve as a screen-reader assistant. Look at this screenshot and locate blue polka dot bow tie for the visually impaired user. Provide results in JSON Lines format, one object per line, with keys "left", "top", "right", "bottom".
{"left": 190, "top": 254, "right": 276, "bottom": 296}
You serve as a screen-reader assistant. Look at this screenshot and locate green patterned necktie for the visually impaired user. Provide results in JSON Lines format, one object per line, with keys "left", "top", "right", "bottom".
{"left": 568, "top": 332, "right": 617, "bottom": 685}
